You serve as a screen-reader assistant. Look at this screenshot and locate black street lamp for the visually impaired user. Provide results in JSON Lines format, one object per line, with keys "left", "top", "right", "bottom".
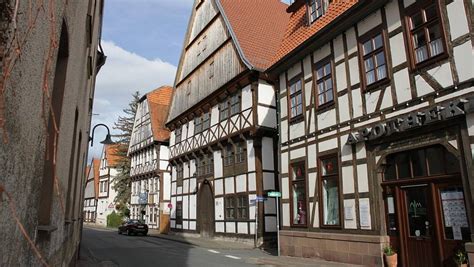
{"left": 89, "top": 123, "right": 115, "bottom": 147}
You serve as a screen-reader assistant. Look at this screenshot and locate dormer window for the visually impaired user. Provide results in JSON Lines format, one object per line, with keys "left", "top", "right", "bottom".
{"left": 308, "top": 0, "right": 327, "bottom": 23}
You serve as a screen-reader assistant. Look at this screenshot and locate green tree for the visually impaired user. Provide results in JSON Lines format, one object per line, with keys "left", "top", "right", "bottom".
{"left": 111, "top": 91, "right": 140, "bottom": 216}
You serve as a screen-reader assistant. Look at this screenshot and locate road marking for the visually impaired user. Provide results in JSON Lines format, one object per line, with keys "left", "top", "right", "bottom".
{"left": 224, "top": 255, "right": 241, "bottom": 260}
{"left": 207, "top": 249, "right": 220, "bottom": 254}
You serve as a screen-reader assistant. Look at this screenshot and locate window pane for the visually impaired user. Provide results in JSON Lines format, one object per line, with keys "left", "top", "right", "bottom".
{"left": 363, "top": 40, "right": 372, "bottom": 56}
{"left": 321, "top": 157, "right": 338, "bottom": 176}
{"left": 425, "top": 5, "right": 437, "bottom": 22}
{"left": 375, "top": 52, "right": 385, "bottom": 67}
{"left": 324, "top": 63, "right": 331, "bottom": 75}
{"left": 415, "top": 46, "right": 428, "bottom": 63}
{"left": 318, "top": 83, "right": 325, "bottom": 94}
{"left": 410, "top": 12, "right": 423, "bottom": 29}
{"left": 318, "top": 94, "right": 324, "bottom": 106}
{"left": 427, "top": 146, "right": 444, "bottom": 175}
{"left": 374, "top": 34, "right": 383, "bottom": 50}
{"left": 429, "top": 38, "right": 443, "bottom": 57}
{"left": 292, "top": 181, "right": 307, "bottom": 225}
{"left": 317, "top": 68, "right": 324, "bottom": 79}
{"left": 326, "top": 90, "right": 333, "bottom": 103}
{"left": 323, "top": 178, "right": 339, "bottom": 225}
{"left": 384, "top": 157, "right": 397, "bottom": 181}
{"left": 411, "top": 149, "right": 427, "bottom": 177}
{"left": 395, "top": 153, "right": 411, "bottom": 179}
{"left": 406, "top": 187, "right": 430, "bottom": 237}
{"left": 445, "top": 152, "right": 460, "bottom": 174}
{"left": 365, "top": 57, "right": 374, "bottom": 71}
{"left": 366, "top": 70, "right": 376, "bottom": 85}
{"left": 325, "top": 78, "right": 333, "bottom": 90}
{"left": 292, "top": 164, "right": 305, "bottom": 180}
{"left": 413, "top": 30, "right": 427, "bottom": 48}
{"left": 376, "top": 66, "right": 387, "bottom": 80}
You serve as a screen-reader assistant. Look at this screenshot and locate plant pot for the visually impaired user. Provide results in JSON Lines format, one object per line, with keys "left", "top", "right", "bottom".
{"left": 385, "top": 253, "right": 397, "bottom": 267}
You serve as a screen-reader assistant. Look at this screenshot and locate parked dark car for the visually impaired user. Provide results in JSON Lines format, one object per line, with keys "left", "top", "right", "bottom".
{"left": 118, "top": 219, "right": 148, "bottom": 236}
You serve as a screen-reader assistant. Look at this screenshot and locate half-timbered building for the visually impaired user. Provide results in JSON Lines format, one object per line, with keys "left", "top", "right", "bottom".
{"left": 128, "top": 86, "right": 173, "bottom": 230}
{"left": 267, "top": 0, "right": 473, "bottom": 266}
{"left": 166, "top": 0, "right": 290, "bottom": 245}
{"left": 96, "top": 144, "right": 122, "bottom": 226}
{"left": 83, "top": 159, "right": 100, "bottom": 223}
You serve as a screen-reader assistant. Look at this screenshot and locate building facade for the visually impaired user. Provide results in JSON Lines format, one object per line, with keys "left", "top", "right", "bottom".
{"left": 267, "top": 0, "right": 473, "bottom": 266}
{"left": 83, "top": 159, "right": 100, "bottom": 223}
{"left": 129, "top": 86, "right": 173, "bottom": 230}
{"left": 166, "top": 0, "right": 289, "bottom": 245}
{"left": 0, "top": 0, "right": 105, "bottom": 266}
{"left": 96, "top": 144, "right": 122, "bottom": 226}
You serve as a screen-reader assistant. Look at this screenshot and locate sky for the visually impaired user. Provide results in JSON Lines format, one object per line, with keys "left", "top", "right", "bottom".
{"left": 88, "top": 0, "right": 194, "bottom": 160}
{"left": 88, "top": 0, "right": 292, "bottom": 160}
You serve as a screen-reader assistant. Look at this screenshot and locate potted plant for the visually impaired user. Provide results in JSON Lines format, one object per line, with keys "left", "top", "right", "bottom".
{"left": 454, "top": 249, "right": 468, "bottom": 267}
{"left": 383, "top": 245, "right": 397, "bottom": 267}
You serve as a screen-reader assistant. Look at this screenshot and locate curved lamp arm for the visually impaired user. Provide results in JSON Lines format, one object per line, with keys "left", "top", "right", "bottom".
{"left": 89, "top": 123, "right": 114, "bottom": 147}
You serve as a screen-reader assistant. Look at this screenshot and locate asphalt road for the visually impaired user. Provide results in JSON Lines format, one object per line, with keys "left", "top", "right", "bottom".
{"left": 79, "top": 226, "right": 270, "bottom": 267}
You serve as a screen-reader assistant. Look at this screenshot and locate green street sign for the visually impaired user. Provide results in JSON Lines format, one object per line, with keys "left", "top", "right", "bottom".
{"left": 268, "top": 191, "right": 281, "bottom": 197}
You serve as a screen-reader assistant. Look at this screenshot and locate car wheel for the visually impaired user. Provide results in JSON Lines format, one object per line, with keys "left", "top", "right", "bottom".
{"left": 118, "top": 230, "right": 121, "bottom": 234}
{"left": 143, "top": 232, "right": 148, "bottom": 236}
{"left": 127, "top": 229, "right": 131, "bottom": 236}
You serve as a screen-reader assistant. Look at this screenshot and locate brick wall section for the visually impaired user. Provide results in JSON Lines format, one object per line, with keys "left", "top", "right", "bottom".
{"left": 280, "top": 230, "right": 388, "bottom": 266}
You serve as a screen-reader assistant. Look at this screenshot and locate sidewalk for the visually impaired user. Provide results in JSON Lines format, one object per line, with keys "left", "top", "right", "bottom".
{"left": 245, "top": 256, "right": 362, "bottom": 267}
{"left": 148, "top": 229, "right": 254, "bottom": 250}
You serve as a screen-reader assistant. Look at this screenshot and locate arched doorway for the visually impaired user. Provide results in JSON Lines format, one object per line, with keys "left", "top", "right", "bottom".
{"left": 381, "top": 144, "right": 470, "bottom": 267}
{"left": 198, "top": 180, "right": 214, "bottom": 238}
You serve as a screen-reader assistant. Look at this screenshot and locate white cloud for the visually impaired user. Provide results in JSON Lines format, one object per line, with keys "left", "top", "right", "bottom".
{"left": 88, "top": 40, "right": 177, "bottom": 160}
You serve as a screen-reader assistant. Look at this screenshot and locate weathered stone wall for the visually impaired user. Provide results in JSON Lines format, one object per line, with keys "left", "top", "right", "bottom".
{"left": 0, "top": 0, "right": 103, "bottom": 266}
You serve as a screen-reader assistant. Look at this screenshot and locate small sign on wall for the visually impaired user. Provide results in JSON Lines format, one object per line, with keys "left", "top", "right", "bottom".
{"left": 359, "top": 199, "right": 371, "bottom": 229}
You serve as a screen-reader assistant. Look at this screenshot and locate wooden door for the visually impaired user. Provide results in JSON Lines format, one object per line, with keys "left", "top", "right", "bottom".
{"left": 198, "top": 181, "right": 214, "bottom": 238}
{"left": 401, "top": 186, "right": 438, "bottom": 267}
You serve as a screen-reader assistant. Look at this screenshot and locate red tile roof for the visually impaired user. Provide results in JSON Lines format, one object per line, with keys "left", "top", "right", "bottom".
{"left": 105, "top": 144, "right": 125, "bottom": 167}
{"left": 271, "top": 0, "right": 359, "bottom": 66}
{"left": 218, "top": 0, "right": 291, "bottom": 70}
{"left": 147, "top": 86, "right": 173, "bottom": 142}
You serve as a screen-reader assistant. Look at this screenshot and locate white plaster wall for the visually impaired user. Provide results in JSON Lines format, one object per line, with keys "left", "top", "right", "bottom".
{"left": 184, "top": 161, "right": 190, "bottom": 178}
{"left": 183, "top": 221, "right": 189, "bottom": 230}
{"left": 236, "top": 175, "right": 246, "bottom": 193}
{"left": 281, "top": 152, "right": 289, "bottom": 174}
{"left": 183, "top": 196, "right": 189, "bottom": 219}
{"left": 215, "top": 197, "right": 224, "bottom": 220}
{"left": 319, "top": 138, "right": 338, "bottom": 152}
{"left": 237, "top": 222, "right": 248, "bottom": 234}
{"left": 281, "top": 177, "right": 289, "bottom": 199}
{"left": 249, "top": 194, "right": 256, "bottom": 220}
{"left": 454, "top": 42, "right": 474, "bottom": 83}
{"left": 394, "top": 68, "right": 412, "bottom": 103}
{"left": 303, "top": 55, "right": 312, "bottom": 80}
{"left": 355, "top": 143, "right": 367, "bottom": 159}
{"left": 365, "top": 90, "right": 380, "bottom": 114}
{"left": 346, "top": 27, "right": 357, "bottom": 55}
{"left": 225, "top": 177, "right": 234, "bottom": 194}
{"left": 170, "top": 131, "right": 175, "bottom": 146}
{"left": 467, "top": 113, "right": 474, "bottom": 136}
{"left": 216, "top": 222, "right": 225, "bottom": 233}
{"left": 357, "top": 164, "right": 369, "bottom": 193}
{"left": 357, "top": 10, "right": 382, "bottom": 36}
{"left": 263, "top": 172, "right": 275, "bottom": 191}
{"left": 385, "top": 0, "right": 401, "bottom": 32}
{"left": 352, "top": 89, "right": 363, "bottom": 118}
{"left": 279, "top": 73, "right": 287, "bottom": 95}
{"left": 427, "top": 63, "right": 453, "bottom": 88}
{"left": 403, "top": 0, "right": 415, "bottom": 8}
{"left": 281, "top": 120, "right": 288, "bottom": 143}
{"left": 189, "top": 221, "right": 196, "bottom": 230}
{"left": 289, "top": 121, "right": 305, "bottom": 139}
{"left": 308, "top": 144, "right": 317, "bottom": 169}
{"left": 447, "top": 0, "right": 470, "bottom": 40}
{"left": 242, "top": 84, "right": 253, "bottom": 111}
{"left": 262, "top": 137, "right": 275, "bottom": 170}
{"left": 258, "top": 106, "right": 277, "bottom": 128}
{"left": 335, "top": 63, "right": 347, "bottom": 92}
{"left": 334, "top": 35, "right": 345, "bottom": 62}
{"left": 183, "top": 179, "right": 189, "bottom": 194}
{"left": 280, "top": 97, "right": 287, "bottom": 119}
{"left": 305, "top": 81, "right": 312, "bottom": 107}
{"left": 226, "top": 222, "right": 236, "bottom": 233}
{"left": 290, "top": 147, "right": 306, "bottom": 159}
{"left": 258, "top": 80, "right": 276, "bottom": 106}
{"left": 415, "top": 75, "right": 434, "bottom": 97}
{"left": 163, "top": 172, "right": 171, "bottom": 200}
{"left": 190, "top": 159, "right": 196, "bottom": 177}
{"left": 348, "top": 57, "right": 360, "bottom": 86}
{"left": 282, "top": 203, "right": 290, "bottom": 227}
{"left": 159, "top": 145, "right": 169, "bottom": 161}
{"left": 215, "top": 179, "right": 224, "bottom": 195}
{"left": 248, "top": 173, "right": 256, "bottom": 192}
{"left": 317, "top": 109, "right": 337, "bottom": 129}
{"left": 313, "top": 43, "right": 331, "bottom": 63}
{"left": 189, "top": 194, "right": 197, "bottom": 219}
{"left": 389, "top": 33, "right": 407, "bottom": 67}
{"left": 342, "top": 166, "right": 355, "bottom": 194}
{"left": 313, "top": 202, "right": 320, "bottom": 228}
{"left": 308, "top": 172, "right": 317, "bottom": 198}
{"left": 344, "top": 199, "right": 357, "bottom": 229}
{"left": 380, "top": 87, "right": 394, "bottom": 110}
{"left": 214, "top": 150, "right": 223, "bottom": 178}
{"left": 287, "top": 62, "right": 302, "bottom": 80}
{"left": 339, "top": 94, "right": 351, "bottom": 122}
{"left": 211, "top": 105, "right": 219, "bottom": 126}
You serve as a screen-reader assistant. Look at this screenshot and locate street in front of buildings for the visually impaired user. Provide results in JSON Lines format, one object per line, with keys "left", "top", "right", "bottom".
{"left": 79, "top": 226, "right": 354, "bottom": 267}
